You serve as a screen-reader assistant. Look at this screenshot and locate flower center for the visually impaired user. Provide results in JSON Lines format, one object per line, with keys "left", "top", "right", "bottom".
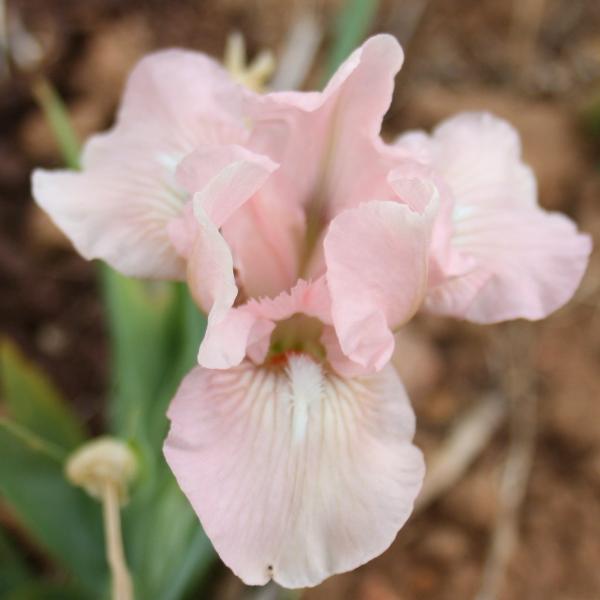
{"left": 267, "top": 314, "right": 326, "bottom": 362}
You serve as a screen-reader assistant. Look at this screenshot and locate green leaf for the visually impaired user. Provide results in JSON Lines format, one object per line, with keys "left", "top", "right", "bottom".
{"left": 101, "top": 268, "right": 178, "bottom": 440}
{"left": 0, "top": 340, "right": 86, "bottom": 453}
{"left": 124, "top": 473, "right": 216, "bottom": 600}
{"left": 102, "top": 269, "right": 214, "bottom": 599}
{"left": 0, "top": 528, "right": 30, "bottom": 596}
{"left": 3, "top": 581, "right": 85, "bottom": 600}
{"left": 101, "top": 272, "right": 195, "bottom": 446}
{"left": 323, "top": 0, "right": 380, "bottom": 83}
{"left": 0, "top": 428, "right": 106, "bottom": 598}
{"left": 31, "top": 78, "right": 80, "bottom": 170}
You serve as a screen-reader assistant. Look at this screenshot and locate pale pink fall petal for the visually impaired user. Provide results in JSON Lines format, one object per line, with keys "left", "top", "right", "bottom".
{"left": 197, "top": 278, "right": 332, "bottom": 369}
{"left": 32, "top": 50, "right": 246, "bottom": 279}
{"left": 424, "top": 267, "right": 491, "bottom": 319}
{"left": 427, "top": 206, "right": 592, "bottom": 322}
{"left": 324, "top": 195, "right": 437, "bottom": 372}
{"left": 166, "top": 202, "right": 196, "bottom": 260}
{"left": 32, "top": 169, "right": 185, "bottom": 278}
{"left": 164, "top": 355, "right": 424, "bottom": 588}
{"left": 396, "top": 111, "right": 592, "bottom": 321}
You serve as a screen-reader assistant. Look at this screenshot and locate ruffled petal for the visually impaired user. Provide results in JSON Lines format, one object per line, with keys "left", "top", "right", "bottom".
{"left": 164, "top": 355, "right": 424, "bottom": 588}
{"left": 247, "top": 34, "right": 405, "bottom": 214}
{"left": 318, "top": 35, "right": 406, "bottom": 216}
{"left": 396, "top": 112, "right": 537, "bottom": 210}
{"left": 172, "top": 154, "right": 278, "bottom": 367}
{"left": 427, "top": 206, "right": 592, "bottom": 322}
{"left": 197, "top": 307, "right": 274, "bottom": 370}
{"left": 396, "top": 112, "right": 592, "bottom": 321}
{"left": 186, "top": 204, "right": 237, "bottom": 321}
{"left": 176, "top": 145, "right": 278, "bottom": 226}
{"left": 219, "top": 35, "right": 406, "bottom": 297}
{"left": 32, "top": 50, "right": 246, "bottom": 279}
{"left": 245, "top": 277, "right": 332, "bottom": 324}
{"left": 324, "top": 194, "right": 437, "bottom": 372}
{"left": 197, "top": 278, "right": 332, "bottom": 369}
{"left": 185, "top": 152, "right": 277, "bottom": 306}
{"left": 168, "top": 147, "right": 277, "bottom": 264}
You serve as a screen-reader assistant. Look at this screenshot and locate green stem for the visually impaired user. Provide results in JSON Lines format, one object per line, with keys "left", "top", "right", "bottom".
{"left": 31, "top": 77, "right": 81, "bottom": 170}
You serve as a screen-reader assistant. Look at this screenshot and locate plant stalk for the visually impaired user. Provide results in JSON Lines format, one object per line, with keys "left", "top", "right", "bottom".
{"left": 102, "top": 481, "right": 133, "bottom": 600}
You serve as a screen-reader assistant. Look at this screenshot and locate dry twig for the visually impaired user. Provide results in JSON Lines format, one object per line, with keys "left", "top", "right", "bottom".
{"left": 475, "top": 325, "right": 538, "bottom": 600}
{"left": 270, "top": 12, "right": 323, "bottom": 91}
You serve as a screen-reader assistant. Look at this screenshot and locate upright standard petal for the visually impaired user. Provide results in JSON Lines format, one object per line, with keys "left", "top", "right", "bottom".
{"left": 32, "top": 50, "right": 246, "bottom": 279}
{"left": 317, "top": 34, "right": 407, "bottom": 216}
{"left": 176, "top": 145, "right": 278, "bottom": 226}
{"left": 247, "top": 34, "right": 405, "bottom": 213}
{"left": 324, "top": 192, "right": 437, "bottom": 372}
{"left": 396, "top": 112, "right": 592, "bottom": 322}
{"left": 219, "top": 35, "right": 407, "bottom": 298}
{"left": 164, "top": 355, "right": 424, "bottom": 588}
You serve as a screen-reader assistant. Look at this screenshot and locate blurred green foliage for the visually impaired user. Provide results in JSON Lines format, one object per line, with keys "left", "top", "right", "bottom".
{"left": 0, "top": 341, "right": 107, "bottom": 598}
{"left": 323, "top": 0, "right": 379, "bottom": 83}
{"left": 0, "top": 77, "right": 213, "bottom": 599}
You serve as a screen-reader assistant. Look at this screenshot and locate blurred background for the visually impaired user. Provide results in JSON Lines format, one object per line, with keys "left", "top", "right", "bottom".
{"left": 1, "top": 1, "right": 600, "bottom": 599}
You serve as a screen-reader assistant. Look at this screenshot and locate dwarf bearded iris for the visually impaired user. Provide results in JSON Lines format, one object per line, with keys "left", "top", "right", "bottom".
{"left": 32, "top": 34, "right": 590, "bottom": 587}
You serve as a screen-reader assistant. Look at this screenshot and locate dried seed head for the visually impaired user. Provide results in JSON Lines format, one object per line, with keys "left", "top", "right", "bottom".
{"left": 65, "top": 437, "right": 137, "bottom": 504}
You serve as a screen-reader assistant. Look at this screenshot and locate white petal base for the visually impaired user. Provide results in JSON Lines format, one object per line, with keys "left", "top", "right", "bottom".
{"left": 164, "top": 354, "right": 424, "bottom": 588}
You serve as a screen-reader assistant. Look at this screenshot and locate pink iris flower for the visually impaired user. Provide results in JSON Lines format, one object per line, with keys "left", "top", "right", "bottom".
{"left": 32, "top": 34, "right": 590, "bottom": 588}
